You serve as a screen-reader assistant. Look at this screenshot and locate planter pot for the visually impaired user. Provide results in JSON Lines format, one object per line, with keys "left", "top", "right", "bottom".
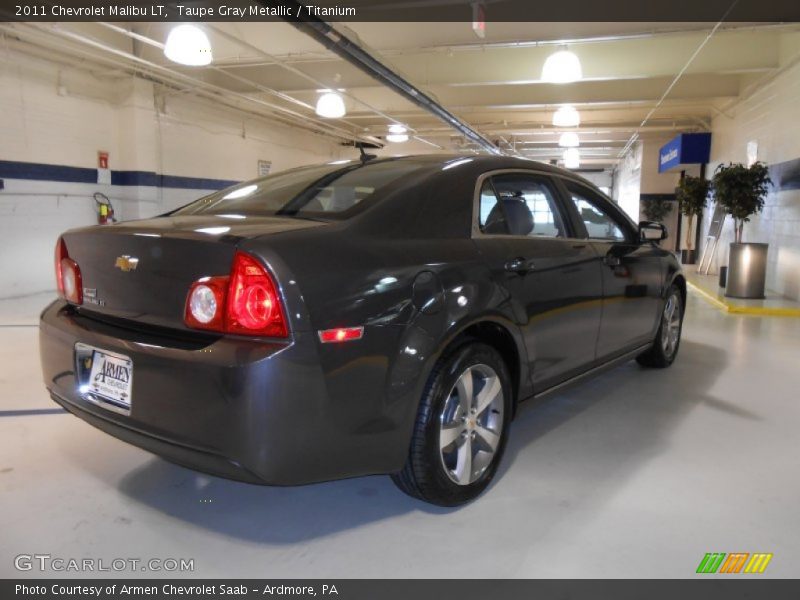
{"left": 681, "top": 249, "right": 697, "bottom": 265}
{"left": 725, "top": 243, "right": 768, "bottom": 299}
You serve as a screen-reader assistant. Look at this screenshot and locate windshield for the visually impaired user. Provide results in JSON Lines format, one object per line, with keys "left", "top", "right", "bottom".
{"left": 174, "top": 159, "right": 426, "bottom": 219}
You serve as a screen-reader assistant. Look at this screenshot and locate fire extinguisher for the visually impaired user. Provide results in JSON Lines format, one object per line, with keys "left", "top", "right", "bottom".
{"left": 94, "top": 192, "right": 116, "bottom": 225}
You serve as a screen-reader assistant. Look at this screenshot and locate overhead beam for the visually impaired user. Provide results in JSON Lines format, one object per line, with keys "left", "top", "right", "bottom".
{"left": 220, "top": 28, "right": 782, "bottom": 93}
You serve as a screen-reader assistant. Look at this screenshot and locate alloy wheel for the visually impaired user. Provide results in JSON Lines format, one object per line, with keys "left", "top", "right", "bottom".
{"left": 661, "top": 292, "right": 682, "bottom": 358}
{"left": 438, "top": 364, "right": 504, "bottom": 485}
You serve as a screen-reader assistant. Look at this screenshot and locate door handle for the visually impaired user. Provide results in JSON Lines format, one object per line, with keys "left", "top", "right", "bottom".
{"left": 505, "top": 257, "right": 534, "bottom": 273}
{"left": 603, "top": 255, "right": 622, "bottom": 268}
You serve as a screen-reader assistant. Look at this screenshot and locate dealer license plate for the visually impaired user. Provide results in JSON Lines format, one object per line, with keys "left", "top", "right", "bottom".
{"left": 83, "top": 347, "right": 133, "bottom": 413}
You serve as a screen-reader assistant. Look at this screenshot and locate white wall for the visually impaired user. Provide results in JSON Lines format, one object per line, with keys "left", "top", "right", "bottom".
{"left": 0, "top": 48, "right": 344, "bottom": 298}
{"left": 706, "top": 54, "right": 800, "bottom": 300}
{"left": 612, "top": 141, "right": 642, "bottom": 220}
{"left": 576, "top": 170, "right": 613, "bottom": 193}
{"left": 639, "top": 136, "right": 683, "bottom": 252}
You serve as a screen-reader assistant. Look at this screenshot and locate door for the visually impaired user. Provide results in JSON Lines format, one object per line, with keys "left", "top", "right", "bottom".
{"left": 472, "top": 171, "right": 604, "bottom": 391}
{"left": 559, "top": 180, "right": 665, "bottom": 360}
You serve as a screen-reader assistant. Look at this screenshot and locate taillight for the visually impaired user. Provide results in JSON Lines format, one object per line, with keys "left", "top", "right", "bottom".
{"left": 55, "top": 237, "right": 83, "bottom": 305}
{"left": 226, "top": 252, "right": 286, "bottom": 336}
{"left": 184, "top": 251, "right": 288, "bottom": 338}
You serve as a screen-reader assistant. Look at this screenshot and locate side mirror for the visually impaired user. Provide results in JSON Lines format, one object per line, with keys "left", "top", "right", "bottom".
{"left": 639, "top": 221, "right": 668, "bottom": 242}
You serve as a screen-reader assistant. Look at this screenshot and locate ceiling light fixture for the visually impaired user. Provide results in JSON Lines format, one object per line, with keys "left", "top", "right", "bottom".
{"left": 315, "top": 92, "right": 346, "bottom": 119}
{"left": 386, "top": 124, "right": 409, "bottom": 143}
{"left": 163, "top": 24, "right": 213, "bottom": 66}
{"left": 563, "top": 148, "right": 581, "bottom": 169}
{"left": 558, "top": 132, "right": 580, "bottom": 148}
{"left": 552, "top": 105, "right": 580, "bottom": 127}
{"left": 541, "top": 49, "right": 582, "bottom": 84}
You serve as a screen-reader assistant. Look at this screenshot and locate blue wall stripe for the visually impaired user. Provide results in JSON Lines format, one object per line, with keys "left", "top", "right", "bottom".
{"left": 0, "top": 160, "right": 239, "bottom": 190}
{"left": 0, "top": 160, "right": 97, "bottom": 184}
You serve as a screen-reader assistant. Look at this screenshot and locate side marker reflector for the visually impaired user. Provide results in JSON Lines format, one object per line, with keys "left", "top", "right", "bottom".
{"left": 318, "top": 327, "right": 364, "bottom": 343}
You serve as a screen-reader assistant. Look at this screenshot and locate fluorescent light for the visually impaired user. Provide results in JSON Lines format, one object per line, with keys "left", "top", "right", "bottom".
{"left": 164, "top": 25, "right": 213, "bottom": 66}
{"left": 558, "top": 132, "right": 580, "bottom": 147}
{"left": 563, "top": 148, "right": 580, "bottom": 169}
{"left": 553, "top": 106, "right": 580, "bottom": 127}
{"left": 386, "top": 124, "right": 408, "bottom": 143}
{"left": 222, "top": 184, "right": 257, "bottom": 200}
{"left": 541, "top": 49, "right": 582, "bottom": 84}
{"left": 316, "top": 92, "right": 346, "bottom": 118}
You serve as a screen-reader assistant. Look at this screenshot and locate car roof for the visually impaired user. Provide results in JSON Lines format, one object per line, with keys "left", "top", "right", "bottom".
{"left": 361, "top": 154, "right": 605, "bottom": 193}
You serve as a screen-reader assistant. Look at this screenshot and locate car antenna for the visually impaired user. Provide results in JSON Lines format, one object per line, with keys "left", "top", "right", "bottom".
{"left": 357, "top": 143, "right": 377, "bottom": 163}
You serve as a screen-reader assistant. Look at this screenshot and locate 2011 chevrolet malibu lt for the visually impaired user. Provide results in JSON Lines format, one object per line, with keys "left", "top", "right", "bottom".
{"left": 39, "top": 155, "right": 685, "bottom": 506}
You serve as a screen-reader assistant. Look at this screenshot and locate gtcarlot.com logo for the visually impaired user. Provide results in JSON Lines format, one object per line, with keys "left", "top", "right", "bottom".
{"left": 14, "top": 554, "right": 194, "bottom": 573}
{"left": 696, "top": 552, "right": 773, "bottom": 574}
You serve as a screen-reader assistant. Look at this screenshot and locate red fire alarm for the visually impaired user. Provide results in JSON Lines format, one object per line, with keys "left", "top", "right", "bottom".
{"left": 98, "top": 151, "right": 109, "bottom": 169}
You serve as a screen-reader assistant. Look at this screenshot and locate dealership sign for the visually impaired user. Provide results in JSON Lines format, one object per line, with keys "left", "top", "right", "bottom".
{"left": 658, "top": 133, "right": 712, "bottom": 173}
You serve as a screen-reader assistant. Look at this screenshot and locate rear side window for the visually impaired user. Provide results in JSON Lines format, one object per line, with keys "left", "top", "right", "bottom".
{"left": 478, "top": 173, "right": 568, "bottom": 238}
{"left": 175, "top": 160, "right": 424, "bottom": 218}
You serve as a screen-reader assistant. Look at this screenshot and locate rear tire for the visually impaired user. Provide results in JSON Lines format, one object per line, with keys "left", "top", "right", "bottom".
{"left": 392, "top": 342, "right": 512, "bottom": 506}
{"left": 636, "top": 284, "right": 683, "bottom": 368}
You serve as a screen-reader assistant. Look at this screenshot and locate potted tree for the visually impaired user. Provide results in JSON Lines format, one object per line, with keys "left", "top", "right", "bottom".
{"left": 640, "top": 197, "right": 673, "bottom": 247}
{"left": 641, "top": 197, "right": 672, "bottom": 223}
{"left": 711, "top": 162, "right": 773, "bottom": 298}
{"left": 676, "top": 175, "right": 710, "bottom": 265}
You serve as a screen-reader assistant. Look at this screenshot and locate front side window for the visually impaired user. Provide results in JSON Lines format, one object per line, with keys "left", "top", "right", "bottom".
{"left": 478, "top": 173, "right": 567, "bottom": 238}
{"left": 565, "top": 185, "right": 629, "bottom": 242}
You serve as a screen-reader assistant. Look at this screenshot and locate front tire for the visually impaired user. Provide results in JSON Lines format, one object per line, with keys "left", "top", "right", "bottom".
{"left": 392, "top": 342, "right": 512, "bottom": 506}
{"left": 636, "top": 284, "right": 683, "bottom": 368}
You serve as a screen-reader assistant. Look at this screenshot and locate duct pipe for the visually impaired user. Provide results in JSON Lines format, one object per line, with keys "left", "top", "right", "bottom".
{"left": 279, "top": 5, "right": 502, "bottom": 155}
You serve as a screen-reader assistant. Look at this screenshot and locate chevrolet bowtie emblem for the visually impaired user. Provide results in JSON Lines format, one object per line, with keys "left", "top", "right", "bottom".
{"left": 114, "top": 255, "right": 139, "bottom": 272}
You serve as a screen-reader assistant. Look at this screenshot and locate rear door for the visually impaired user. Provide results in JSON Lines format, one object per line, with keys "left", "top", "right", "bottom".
{"left": 472, "top": 171, "right": 604, "bottom": 391}
{"left": 557, "top": 179, "right": 664, "bottom": 360}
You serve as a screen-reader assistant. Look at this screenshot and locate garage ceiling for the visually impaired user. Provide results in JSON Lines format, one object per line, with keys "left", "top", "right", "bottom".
{"left": 3, "top": 20, "right": 800, "bottom": 167}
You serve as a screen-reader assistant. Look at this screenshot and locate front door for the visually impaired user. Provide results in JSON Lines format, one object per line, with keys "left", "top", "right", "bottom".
{"left": 473, "top": 172, "right": 604, "bottom": 391}
{"left": 560, "top": 180, "right": 664, "bottom": 360}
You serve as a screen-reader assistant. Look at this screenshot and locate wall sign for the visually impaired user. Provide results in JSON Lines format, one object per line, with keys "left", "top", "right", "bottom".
{"left": 658, "top": 133, "right": 711, "bottom": 173}
{"left": 258, "top": 160, "right": 272, "bottom": 177}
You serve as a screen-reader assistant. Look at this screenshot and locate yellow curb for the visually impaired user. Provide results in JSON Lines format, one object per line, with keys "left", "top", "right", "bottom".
{"left": 687, "top": 280, "right": 800, "bottom": 317}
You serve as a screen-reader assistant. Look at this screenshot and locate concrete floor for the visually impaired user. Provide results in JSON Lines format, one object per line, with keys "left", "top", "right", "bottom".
{"left": 1, "top": 291, "right": 798, "bottom": 578}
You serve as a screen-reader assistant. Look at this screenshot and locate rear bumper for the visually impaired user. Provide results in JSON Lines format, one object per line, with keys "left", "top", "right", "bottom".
{"left": 39, "top": 300, "right": 411, "bottom": 485}
{"left": 50, "top": 390, "right": 264, "bottom": 483}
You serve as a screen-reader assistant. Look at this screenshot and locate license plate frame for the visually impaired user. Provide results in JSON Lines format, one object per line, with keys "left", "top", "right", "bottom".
{"left": 75, "top": 343, "right": 133, "bottom": 415}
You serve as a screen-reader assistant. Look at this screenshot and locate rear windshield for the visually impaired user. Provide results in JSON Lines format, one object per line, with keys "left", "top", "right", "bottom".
{"left": 174, "top": 159, "right": 425, "bottom": 219}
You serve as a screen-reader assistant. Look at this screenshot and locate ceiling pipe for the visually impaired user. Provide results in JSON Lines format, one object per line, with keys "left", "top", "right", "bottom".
{"left": 206, "top": 25, "right": 408, "bottom": 129}
{"left": 617, "top": 6, "right": 737, "bottom": 158}
{"left": 280, "top": 6, "right": 503, "bottom": 155}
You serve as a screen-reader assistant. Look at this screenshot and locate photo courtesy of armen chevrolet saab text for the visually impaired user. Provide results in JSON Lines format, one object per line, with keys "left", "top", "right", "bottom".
{"left": 39, "top": 154, "right": 685, "bottom": 506}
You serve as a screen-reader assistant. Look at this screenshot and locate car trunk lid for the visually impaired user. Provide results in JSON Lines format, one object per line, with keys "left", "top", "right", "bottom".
{"left": 62, "top": 215, "right": 323, "bottom": 331}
